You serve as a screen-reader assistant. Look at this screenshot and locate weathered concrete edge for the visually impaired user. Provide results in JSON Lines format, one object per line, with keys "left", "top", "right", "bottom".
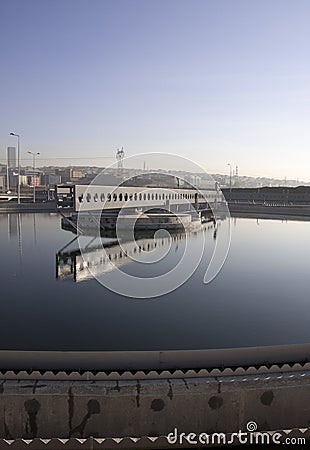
{"left": 0, "top": 430, "right": 308, "bottom": 449}
{"left": 1, "top": 342, "right": 310, "bottom": 372}
{"left": 1, "top": 372, "right": 310, "bottom": 444}
{"left": 0, "top": 431, "right": 309, "bottom": 449}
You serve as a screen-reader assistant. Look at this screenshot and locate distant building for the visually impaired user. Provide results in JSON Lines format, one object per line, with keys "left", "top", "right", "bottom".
{"left": 41, "top": 173, "right": 62, "bottom": 186}
{"left": 55, "top": 168, "right": 70, "bottom": 183}
{"left": 55, "top": 168, "right": 83, "bottom": 183}
{"left": 19, "top": 175, "right": 29, "bottom": 186}
{"left": 184, "top": 175, "right": 201, "bottom": 188}
{"left": 0, "top": 175, "right": 5, "bottom": 192}
{"left": 9, "top": 173, "right": 28, "bottom": 187}
{"left": 7, "top": 147, "right": 16, "bottom": 168}
{"left": 28, "top": 175, "right": 41, "bottom": 186}
{"left": 70, "top": 169, "right": 83, "bottom": 179}
{"left": 9, "top": 171, "right": 18, "bottom": 188}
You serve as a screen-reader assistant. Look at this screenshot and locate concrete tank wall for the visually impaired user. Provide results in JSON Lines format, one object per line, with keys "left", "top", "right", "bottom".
{"left": 1, "top": 370, "right": 310, "bottom": 440}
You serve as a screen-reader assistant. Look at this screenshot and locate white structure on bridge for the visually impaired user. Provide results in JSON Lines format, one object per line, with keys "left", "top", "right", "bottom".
{"left": 56, "top": 184, "right": 222, "bottom": 213}
{"left": 56, "top": 183, "right": 226, "bottom": 234}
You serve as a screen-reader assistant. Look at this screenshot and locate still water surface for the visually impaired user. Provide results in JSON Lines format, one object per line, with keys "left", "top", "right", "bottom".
{"left": 0, "top": 213, "right": 309, "bottom": 351}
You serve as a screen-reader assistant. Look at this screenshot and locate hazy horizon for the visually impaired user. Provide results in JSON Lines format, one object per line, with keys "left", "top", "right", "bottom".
{"left": 1, "top": 0, "right": 309, "bottom": 180}
{"left": 1, "top": 156, "right": 307, "bottom": 185}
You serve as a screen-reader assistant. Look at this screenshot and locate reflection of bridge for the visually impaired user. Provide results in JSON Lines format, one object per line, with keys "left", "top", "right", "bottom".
{"left": 56, "top": 225, "right": 216, "bottom": 282}
{"left": 56, "top": 235, "right": 181, "bottom": 282}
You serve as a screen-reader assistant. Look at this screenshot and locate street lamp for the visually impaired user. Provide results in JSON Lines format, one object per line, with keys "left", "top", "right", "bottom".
{"left": 10, "top": 132, "right": 20, "bottom": 204}
{"left": 28, "top": 151, "right": 40, "bottom": 203}
{"left": 227, "top": 163, "right": 232, "bottom": 193}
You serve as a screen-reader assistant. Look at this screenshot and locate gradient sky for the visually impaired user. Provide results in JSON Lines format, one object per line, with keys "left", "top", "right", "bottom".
{"left": 0, "top": 0, "right": 309, "bottom": 179}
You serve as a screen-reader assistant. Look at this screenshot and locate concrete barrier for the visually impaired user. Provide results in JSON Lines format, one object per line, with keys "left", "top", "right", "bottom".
{"left": 0, "top": 370, "right": 310, "bottom": 441}
{"left": 1, "top": 343, "right": 310, "bottom": 371}
{"left": 228, "top": 203, "right": 310, "bottom": 218}
{"left": 0, "top": 202, "right": 56, "bottom": 213}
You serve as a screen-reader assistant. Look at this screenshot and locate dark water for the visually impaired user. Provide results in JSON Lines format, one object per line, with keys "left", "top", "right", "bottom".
{"left": 0, "top": 213, "right": 310, "bottom": 351}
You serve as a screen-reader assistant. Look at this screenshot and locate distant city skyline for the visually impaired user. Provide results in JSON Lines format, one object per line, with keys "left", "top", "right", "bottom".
{"left": 1, "top": 0, "right": 310, "bottom": 180}
{"left": 0, "top": 158, "right": 307, "bottom": 189}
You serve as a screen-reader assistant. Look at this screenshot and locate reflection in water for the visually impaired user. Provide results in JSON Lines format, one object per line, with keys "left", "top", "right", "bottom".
{"left": 8, "top": 214, "right": 18, "bottom": 239}
{"left": 17, "top": 214, "right": 22, "bottom": 258}
{"left": 2, "top": 213, "right": 41, "bottom": 280}
{"left": 33, "top": 214, "right": 37, "bottom": 245}
{"left": 56, "top": 224, "right": 217, "bottom": 282}
{"left": 1, "top": 213, "right": 310, "bottom": 352}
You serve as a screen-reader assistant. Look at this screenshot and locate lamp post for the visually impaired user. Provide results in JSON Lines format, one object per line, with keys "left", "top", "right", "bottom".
{"left": 28, "top": 151, "right": 40, "bottom": 203}
{"left": 9, "top": 132, "right": 20, "bottom": 204}
{"left": 227, "top": 163, "right": 232, "bottom": 193}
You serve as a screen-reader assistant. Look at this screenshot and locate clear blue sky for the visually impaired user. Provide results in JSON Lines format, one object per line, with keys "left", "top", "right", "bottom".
{"left": 0, "top": 0, "right": 309, "bottom": 179}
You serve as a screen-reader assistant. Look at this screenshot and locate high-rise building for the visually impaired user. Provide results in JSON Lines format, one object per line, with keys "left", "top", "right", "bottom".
{"left": 7, "top": 147, "right": 16, "bottom": 168}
